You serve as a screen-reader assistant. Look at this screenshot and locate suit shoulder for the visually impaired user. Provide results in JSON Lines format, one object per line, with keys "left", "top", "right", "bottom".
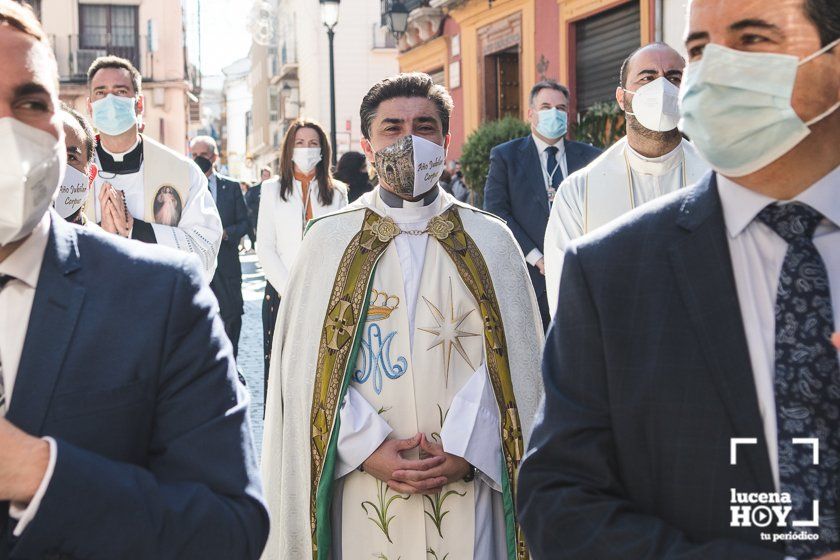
{"left": 568, "top": 140, "right": 603, "bottom": 158}
{"left": 490, "top": 135, "right": 528, "bottom": 156}
{"left": 76, "top": 226, "right": 201, "bottom": 283}
{"left": 216, "top": 174, "right": 240, "bottom": 187}
{"left": 573, "top": 186, "right": 692, "bottom": 256}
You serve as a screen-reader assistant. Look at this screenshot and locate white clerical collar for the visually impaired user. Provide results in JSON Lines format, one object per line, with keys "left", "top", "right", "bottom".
{"left": 376, "top": 187, "right": 443, "bottom": 223}
{"left": 718, "top": 164, "right": 840, "bottom": 238}
{"left": 625, "top": 138, "right": 684, "bottom": 176}
{"left": 531, "top": 133, "right": 565, "bottom": 157}
{"left": 0, "top": 212, "right": 50, "bottom": 289}
{"left": 100, "top": 135, "right": 142, "bottom": 163}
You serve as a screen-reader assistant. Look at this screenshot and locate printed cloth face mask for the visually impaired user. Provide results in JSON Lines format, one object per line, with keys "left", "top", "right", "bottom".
{"left": 292, "top": 147, "right": 322, "bottom": 173}
{"left": 91, "top": 94, "right": 139, "bottom": 136}
{"left": 624, "top": 76, "right": 681, "bottom": 132}
{"left": 679, "top": 39, "right": 840, "bottom": 177}
{"left": 536, "top": 108, "right": 568, "bottom": 139}
{"left": 373, "top": 135, "right": 446, "bottom": 198}
{"left": 54, "top": 164, "right": 90, "bottom": 219}
{"left": 0, "top": 117, "right": 65, "bottom": 244}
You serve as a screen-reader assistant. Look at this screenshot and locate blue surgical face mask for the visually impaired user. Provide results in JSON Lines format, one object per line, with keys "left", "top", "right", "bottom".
{"left": 91, "top": 94, "right": 139, "bottom": 136}
{"left": 679, "top": 39, "right": 840, "bottom": 177}
{"left": 536, "top": 108, "right": 568, "bottom": 139}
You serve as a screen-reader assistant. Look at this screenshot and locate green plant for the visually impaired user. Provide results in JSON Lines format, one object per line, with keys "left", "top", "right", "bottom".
{"left": 460, "top": 116, "right": 531, "bottom": 207}
{"left": 361, "top": 481, "right": 410, "bottom": 543}
{"left": 423, "top": 488, "right": 467, "bottom": 538}
{"left": 572, "top": 101, "right": 626, "bottom": 149}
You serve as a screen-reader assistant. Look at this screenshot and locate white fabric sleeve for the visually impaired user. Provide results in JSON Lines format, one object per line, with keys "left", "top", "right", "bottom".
{"left": 150, "top": 163, "right": 222, "bottom": 279}
{"left": 440, "top": 363, "right": 503, "bottom": 491}
{"left": 10, "top": 437, "right": 57, "bottom": 536}
{"left": 524, "top": 248, "right": 543, "bottom": 267}
{"left": 255, "top": 181, "right": 292, "bottom": 296}
{"left": 545, "top": 176, "right": 585, "bottom": 317}
{"left": 334, "top": 386, "right": 393, "bottom": 479}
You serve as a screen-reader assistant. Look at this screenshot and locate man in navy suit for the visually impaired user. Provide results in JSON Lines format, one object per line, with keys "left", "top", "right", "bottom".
{"left": 483, "top": 80, "right": 601, "bottom": 329}
{"left": 190, "top": 136, "right": 250, "bottom": 357}
{"left": 518, "top": 0, "right": 840, "bottom": 558}
{"left": 0, "top": 3, "right": 268, "bottom": 558}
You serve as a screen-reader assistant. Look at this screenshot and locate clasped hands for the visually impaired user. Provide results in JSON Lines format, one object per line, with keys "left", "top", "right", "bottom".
{"left": 362, "top": 433, "right": 471, "bottom": 495}
{"left": 99, "top": 182, "right": 134, "bottom": 237}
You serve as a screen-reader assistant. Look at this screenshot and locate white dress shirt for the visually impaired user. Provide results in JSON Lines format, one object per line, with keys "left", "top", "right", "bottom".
{"left": 718, "top": 167, "right": 840, "bottom": 496}
{"left": 525, "top": 135, "right": 568, "bottom": 266}
{"left": 0, "top": 213, "right": 58, "bottom": 536}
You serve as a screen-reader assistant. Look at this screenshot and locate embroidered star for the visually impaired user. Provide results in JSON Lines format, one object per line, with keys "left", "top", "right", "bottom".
{"left": 418, "top": 278, "right": 480, "bottom": 386}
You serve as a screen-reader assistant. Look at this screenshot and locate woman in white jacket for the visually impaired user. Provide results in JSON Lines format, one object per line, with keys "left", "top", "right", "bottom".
{"left": 257, "top": 119, "right": 348, "bottom": 393}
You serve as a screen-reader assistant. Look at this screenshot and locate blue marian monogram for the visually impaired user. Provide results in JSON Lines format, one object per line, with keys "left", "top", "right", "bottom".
{"left": 353, "top": 323, "right": 408, "bottom": 394}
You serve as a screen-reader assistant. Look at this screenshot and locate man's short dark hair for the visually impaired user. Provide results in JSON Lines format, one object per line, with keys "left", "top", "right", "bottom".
{"left": 360, "top": 72, "right": 454, "bottom": 138}
{"left": 805, "top": 0, "right": 840, "bottom": 46}
{"left": 60, "top": 102, "right": 96, "bottom": 163}
{"left": 87, "top": 55, "right": 142, "bottom": 94}
{"left": 529, "top": 80, "right": 570, "bottom": 106}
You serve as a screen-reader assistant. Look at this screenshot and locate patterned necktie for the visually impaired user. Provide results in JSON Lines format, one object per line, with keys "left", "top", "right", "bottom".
{"left": 758, "top": 202, "right": 840, "bottom": 557}
{"left": 0, "top": 273, "right": 12, "bottom": 417}
{"left": 545, "top": 146, "right": 563, "bottom": 190}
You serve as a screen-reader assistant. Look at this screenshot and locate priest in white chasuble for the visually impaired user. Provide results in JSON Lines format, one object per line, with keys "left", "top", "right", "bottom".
{"left": 544, "top": 43, "right": 710, "bottom": 316}
{"left": 82, "top": 55, "right": 222, "bottom": 277}
{"left": 260, "top": 73, "right": 544, "bottom": 560}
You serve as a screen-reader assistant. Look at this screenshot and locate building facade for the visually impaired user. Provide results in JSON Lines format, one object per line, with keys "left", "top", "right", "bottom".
{"left": 247, "top": 0, "right": 400, "bottom": 173}
{"left": 34, "top": 0, "right": 198, "bottom": 153}
{"left": 394, "top": 0, "right": 690, "bottom": 160}
{"left": 222, "top": 57, "right": 254, "bottom": 181}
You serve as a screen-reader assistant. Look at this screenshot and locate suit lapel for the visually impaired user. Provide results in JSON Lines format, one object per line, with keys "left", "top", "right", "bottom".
{"left": 519, "top": 136, "right": 550, "bottom": 216}
{"left": 668, "top": 174, "right": 775, "bottom": 491}
{"left": 7, "top": 215, "right": 85, "bottom": 435}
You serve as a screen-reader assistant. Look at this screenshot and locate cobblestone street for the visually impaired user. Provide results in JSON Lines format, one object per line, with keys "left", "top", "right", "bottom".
{"left": 238, "top": 251, "right": 266, "bottom": 457}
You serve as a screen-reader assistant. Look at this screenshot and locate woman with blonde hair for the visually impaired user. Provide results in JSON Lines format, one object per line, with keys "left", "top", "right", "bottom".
{"left": 257, "top": 119, "right": 348, "bottom": 393}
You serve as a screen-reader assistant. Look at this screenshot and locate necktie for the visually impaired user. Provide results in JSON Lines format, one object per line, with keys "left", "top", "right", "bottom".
{"left": 0, "top": 273, "right": 12, "bottom": 417}
{"left": 758, "top": 202, "right": 840, "bottom": 557}
{"left": 545, "top": 146, "right": 563, "bottom": 190}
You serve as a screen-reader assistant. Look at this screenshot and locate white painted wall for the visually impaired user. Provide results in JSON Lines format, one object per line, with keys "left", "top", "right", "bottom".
{"left": 283, "top": 0, "right": 399, "bottom": 158}
{"left": 223, "top": 58, "right": 254, "bottom": 180}
{"left": 662, "top": 0, "right": 690, "bottom": 56}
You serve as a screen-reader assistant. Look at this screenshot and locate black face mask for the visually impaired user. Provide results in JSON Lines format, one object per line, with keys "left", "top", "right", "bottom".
{"left": 193, "top": 155, "right": 213, "bottom": 175}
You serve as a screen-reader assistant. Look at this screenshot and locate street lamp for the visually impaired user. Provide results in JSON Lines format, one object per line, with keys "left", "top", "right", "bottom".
{"left": 383, "top": 0, "right": 409, "bottom": 39}
{"left": 320, "top": 0, "right": 340, "bottom": 166}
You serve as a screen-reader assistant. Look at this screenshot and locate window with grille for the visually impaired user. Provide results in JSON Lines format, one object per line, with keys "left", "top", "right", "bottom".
{"left": 79, "top": 4, "right": 140, "bottom": 69}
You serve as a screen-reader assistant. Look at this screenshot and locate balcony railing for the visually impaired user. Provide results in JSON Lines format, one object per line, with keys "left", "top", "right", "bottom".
{"left": 50, "top": 34, "right": 150, "bottom": 81}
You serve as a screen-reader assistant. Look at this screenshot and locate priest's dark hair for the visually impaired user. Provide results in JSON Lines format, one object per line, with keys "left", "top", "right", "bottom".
{"left": 87, "top": 55, "right": 142, "bottom": 95}
{"left": 360, "top": 72, "right": 454, "bottom": 138}
{"left": 278, "top": 119, "right": 336, "bottom": 206}
{"left": 805, "top": 0, "right": 840, "bottom": 46}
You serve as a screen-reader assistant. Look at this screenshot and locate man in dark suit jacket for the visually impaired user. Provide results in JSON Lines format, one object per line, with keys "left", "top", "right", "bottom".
{"left": 191, "top": 137, "right": 250, "bottom": 358}
{"left": 0, "top": 8, "right": 268, "bottom": 557}
{"left": 518, "top": 2, "right": 840, "bottom": 557}
{"left": 483, "top": 80, "right": 601, "bottom": 329}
